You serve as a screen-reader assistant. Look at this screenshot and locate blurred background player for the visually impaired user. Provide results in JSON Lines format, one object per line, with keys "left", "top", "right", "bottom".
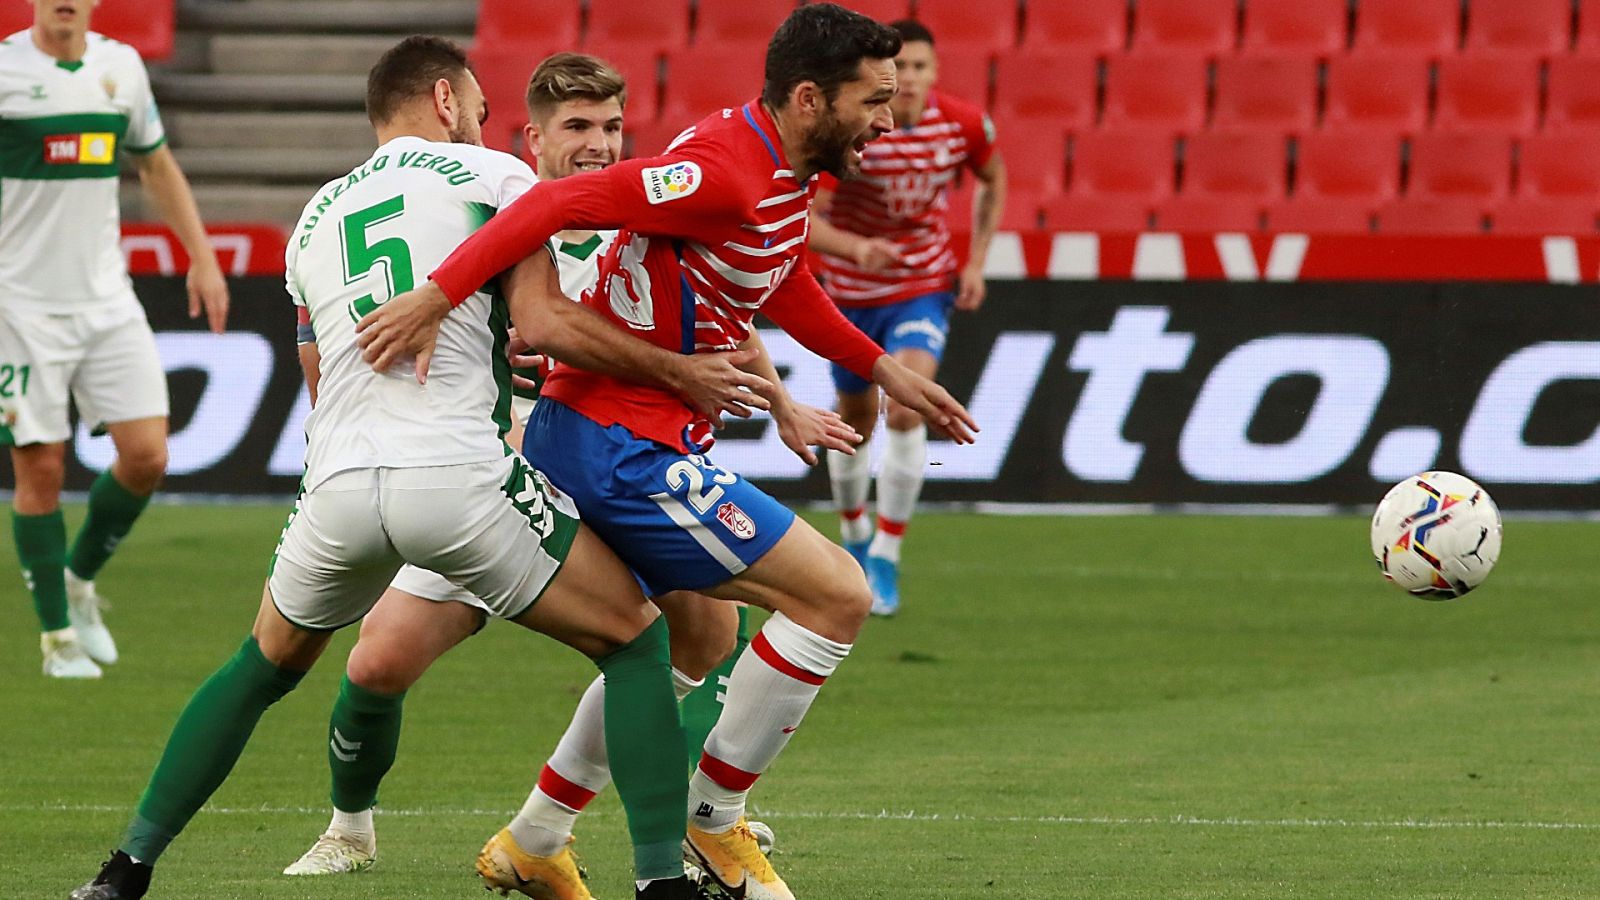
{"left": 1, "top": 0, "right": 229, "bottom": 679}
{"left": 810, "top": 18, "right": 1006, "bottom": 617}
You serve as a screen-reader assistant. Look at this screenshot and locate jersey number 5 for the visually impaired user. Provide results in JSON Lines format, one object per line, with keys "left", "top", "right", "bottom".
{"left": 342, "top": 195, "right": 415, "bottom": 322}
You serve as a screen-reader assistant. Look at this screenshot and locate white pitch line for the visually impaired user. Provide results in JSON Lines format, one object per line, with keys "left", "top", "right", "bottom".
{"left": 9, "top": 803, "right": 1600, "bottom": 832}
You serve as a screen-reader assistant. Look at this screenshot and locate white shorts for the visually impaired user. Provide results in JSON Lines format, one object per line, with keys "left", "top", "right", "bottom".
{"left": 267, "top": 455, "right": 580, "bottom": 631}
{"left": 0, "top": 300, "right": 169, "bottom": 446}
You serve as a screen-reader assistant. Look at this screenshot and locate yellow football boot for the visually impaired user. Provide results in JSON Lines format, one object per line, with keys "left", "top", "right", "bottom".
{"left": 684, "top": 818, "right": 793, "bottom": 900}
{"left": 476, "top": 828, "right": 593, "bottom": 900}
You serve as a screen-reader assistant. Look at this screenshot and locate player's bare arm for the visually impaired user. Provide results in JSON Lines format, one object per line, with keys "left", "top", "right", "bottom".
{"left": 134, "top": 145, "right": 230, "bottom": 333}
{"left": 808, "top": 191, "right": 901, "bottom": 272}
{"left": 957, "top": 152, "right": 1007, "bottom": 312}
{"left": 871, "top": 354, "right": 979, "bottom": 444}
{"left": 296, "top": 341, "right": 322, "bottom": 406}
{"left": 739, "top": 332, "right": 862, "bottom": 466}
{"left": 502, "top": 250, "right": 777, "bottom": 422}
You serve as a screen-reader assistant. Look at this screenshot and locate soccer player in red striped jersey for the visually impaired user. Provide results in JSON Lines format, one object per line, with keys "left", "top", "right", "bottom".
{"left": 809, "top": 19, "right": 1007, "bottom": 616}
{"left": 356, "top": 7, "right": 977, "bottom": 897}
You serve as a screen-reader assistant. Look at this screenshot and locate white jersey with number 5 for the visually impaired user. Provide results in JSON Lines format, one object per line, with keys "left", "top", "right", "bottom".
{"left": 286, "top": 136, "right": 534, "bottom": 491}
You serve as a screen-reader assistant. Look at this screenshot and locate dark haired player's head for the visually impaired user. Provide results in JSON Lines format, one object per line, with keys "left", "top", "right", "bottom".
{"left": 365, "top": 35, "right": 486, "bottom": 146}
{"left": 887, "top": 19, "right": 940, "bottom": 124}
{"left": 762, "top": 3, "right": 902, "bottom": 179}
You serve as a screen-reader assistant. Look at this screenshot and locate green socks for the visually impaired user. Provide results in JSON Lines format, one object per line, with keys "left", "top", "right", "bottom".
{"left": 596, "top": 616, "right": 688, "bottom": 881}
{"left": 121, "top": 637, "right": 305, "bottom": 863}
{"left": 69, "top": 470, "right": 151, "bottom": 581}
{"left": 328, "top": 676, "right": 406, "bottom": 813}
{"left": 13, "top": 509, "right": 68, "bottom": 632}
{"left": 681, "top": 606, "right": 750, "bottom": 766}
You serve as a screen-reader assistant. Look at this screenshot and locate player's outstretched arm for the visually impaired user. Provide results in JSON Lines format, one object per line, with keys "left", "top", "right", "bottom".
{"left": 504, "top": 251, "right": 776, "bottom": 422}
{"left": 135, "top": 146, "right": 229, "bottom": 333}
{"left": 808, "top": 201, "right": 901, "bottom": 273}
{"left": 872, "top": 354, "right": 979, "bottom": 444}
{"left": 355, "top": 281, "right": 451, "bottom": 382}
{"left": 738, "top": 332, "right": 861, "bottom": 466}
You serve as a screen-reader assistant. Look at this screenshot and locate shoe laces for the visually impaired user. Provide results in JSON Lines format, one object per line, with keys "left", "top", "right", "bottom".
{"left": 723, "top": 822, "right": 779, "bottom": 882}
{"left": 302, "top": 831, "right": 368, "bottom": 866}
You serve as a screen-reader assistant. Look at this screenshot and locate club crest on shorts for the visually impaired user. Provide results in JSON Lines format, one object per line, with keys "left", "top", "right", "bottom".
{"left": 716, "top": 501, "right": 755, "bottom": 540}
{"left": 642, "top": 161, "right": 701, "bottom": 205}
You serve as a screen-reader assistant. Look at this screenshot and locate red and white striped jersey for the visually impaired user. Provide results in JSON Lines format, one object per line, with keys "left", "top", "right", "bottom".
{"left": 430, "top": 101, "right": 887, "bottom": 452}
{"left": 816, "top": 90, "right": 996, "bottom": 307}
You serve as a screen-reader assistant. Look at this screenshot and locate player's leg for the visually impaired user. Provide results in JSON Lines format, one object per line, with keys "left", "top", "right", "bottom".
{"left": 284, "top": 575, "right": 484, "bottom": 877}
{"left": 864, "top": 290, "right": 956, "bottom": 616}
{"left": 74, "top": 473, "right": 401, "bottom": 900}
{"left": 826, "top": 303, "right": 888, "bottom": 568}
{"left": 63, "top": 415, "right": 169, "bottom": 665}
{"left": 64, "top": 310, "right": 173, "bottom": 663}
{"left": 671, "top": 593, "right": 743, "bottom": 764}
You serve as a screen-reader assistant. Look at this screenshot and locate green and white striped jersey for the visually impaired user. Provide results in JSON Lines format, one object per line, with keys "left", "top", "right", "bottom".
{"left": 0, "top": 30, "right": 164, "bottom": 309}
{"left": 286, "top": 135, "right": 536, "bottom": 491}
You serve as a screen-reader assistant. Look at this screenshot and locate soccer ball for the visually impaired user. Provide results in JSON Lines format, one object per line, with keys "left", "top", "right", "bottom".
{"left": 1370, "top": 471, "right": 1502, "bottom": 600}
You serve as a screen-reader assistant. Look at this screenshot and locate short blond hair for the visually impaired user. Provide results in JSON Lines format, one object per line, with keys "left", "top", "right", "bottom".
{"left": 525, "top": 52, "right": 628, "bottom": 123}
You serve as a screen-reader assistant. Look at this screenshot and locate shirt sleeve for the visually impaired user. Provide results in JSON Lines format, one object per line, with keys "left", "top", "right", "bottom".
{"left": 760, "top": 255, "right": 885, "bottom": 380}
{"left": 431, "top": 143, "right": 752, "bottom": 305}
{"left": 965, "top": 107, "right": 997, "bottom": 173}
{"left": 123, "top": 52, "right": 166, "bottom": 154}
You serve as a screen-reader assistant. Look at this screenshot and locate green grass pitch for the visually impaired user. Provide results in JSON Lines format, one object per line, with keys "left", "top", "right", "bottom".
{"left": 5, "top": 504, "right": 1600, "bottom": 899}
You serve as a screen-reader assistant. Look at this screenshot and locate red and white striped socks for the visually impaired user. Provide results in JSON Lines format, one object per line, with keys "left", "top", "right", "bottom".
{"left": 827, "top": 444, "right": 874, "bottom": 545}
{"left": 868, "top": 426, "right": 926, "bottom": 562}
{"left": 688, "top": 612, "right": 852, "bottom": 833}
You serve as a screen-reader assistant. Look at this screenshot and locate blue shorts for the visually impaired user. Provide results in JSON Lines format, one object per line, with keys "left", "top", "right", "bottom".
{"left": 522, "top": 399, "right": 796, "bottom": 597}
{"left": 831, "top": 291, "right": 955, "bottom": 394}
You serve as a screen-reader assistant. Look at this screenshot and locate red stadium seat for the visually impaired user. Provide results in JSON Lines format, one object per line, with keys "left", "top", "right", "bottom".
{"left": 694, "top": 0, "right": 797, "bottom": 49}
{"left": 1181, "top": 132, "right": 1288, "bottom": 200}
{"left": 827, "top": 0, "right": 911, "bottom": 22}
{"left": 1069, "top": 129, "right": 1177, "bottom": 201}
{"left": 1131, "top": 0, "right": 1238, "bottom": 55}
{"left": 661, "top": 45, "right": 765, "bottom": 126}
{"left": 580, "top": 39, "right": 664, "bottom": 122}
{"left": 1545, "top": 56, "right": 1600, "bottom": 131}
{"left": 470, "top": 48, "right": 555, "bottom": 156}
{"left": 586, "top": 0, "right": 692, "bottom": 54}
{"left": 1580, "top": 0, "right": 1600, "bottom": 52}
{"left": 1211, "top": 55, "right": 1318, "bottom": 134}
{"left": 1491, "top": 198, "right": 1600, "bottom": 234}
{"left": 913, "top": 0, "right": 1019, "bottom": 49}
{"left": 1041, "top": 194, "right": 1154, "bottom": 231}
{"left": 1374, "top": 198, "right": 1487, "bottom": 234}
{"left": 1020, "top": 0, "right": 1128, "bottom": 54}
{"left": 1407, "top": 132, "right": 1514, "bottom": 201}
{"left": 627, "top": 118, "right": 694, "bottom": 158}
{"left": 1241, "top": 0, "right": 1348, "bottom": 56}
{"left": 475, "top": 0, "right": 580, "bottom": 52}
{"left": 1323, "top": 54, "right": 1431, "bottom": 135}
{"left": 1463, "top": 0, "right": 1571, "bottom": 56}
{"left": 0, "top": 2, "right": 175, "bottom": 59}
{"left": 1264, "top": 197, "right": 1374, "bottom": 232}
{"left": 1154, "top": 195, "right": 1264, "bottom": 231}
{"left": 1102, "top": 54, "right": 1209, "bottom": 135}
{"left": 993, "top": 52, "right": 1098, "bottom": 133}
{"left": 995, "top": 123, "right": 1068, "bottom": 197}
{"left": 1352, "top": 0, "right": 1461, "bottom": 56}
{"left": 1517, "top": 132, "right": 1600, "bottom": 198}
{"left": 932, "top": 47, "right": 995, "bottom": 108}
{"left": 999, "top": 189, "right": 1044, "bottom": 230}
{"left": 1434, "top": 56, "right": 1540, "bottom": 134}
{"left": 1295, "top": 131, "right": 1403, "bottom": 202}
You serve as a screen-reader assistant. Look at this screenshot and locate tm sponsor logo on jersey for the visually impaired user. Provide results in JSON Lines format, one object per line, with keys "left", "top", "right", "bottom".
{"left": 716, "top": 501, "right": 755, "bottom": 540}
{"left": 642, "top": 161, "right": 701, "bottom": 205}
{"left": 44, "top": 133, "right": 115, "bottom": 165}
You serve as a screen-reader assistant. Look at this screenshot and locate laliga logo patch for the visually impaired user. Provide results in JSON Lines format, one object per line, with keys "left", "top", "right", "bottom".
{"left": 642, "top": 161, "right": 701, "bottom": 205}
{"left": 716, "top": 501, "right": 756, "bottom": 540}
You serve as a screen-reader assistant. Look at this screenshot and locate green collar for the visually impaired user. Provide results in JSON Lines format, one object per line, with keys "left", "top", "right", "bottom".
{"left": 558, "top": 233, "right": 603, "bottom": 261}
{"left": 55, "top": 59, "right": 84, "bottom": 73}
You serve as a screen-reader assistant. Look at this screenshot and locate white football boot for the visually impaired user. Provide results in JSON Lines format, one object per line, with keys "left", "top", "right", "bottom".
{"left": 65, "top": 571, "right": 118, "bottom": 665}
{"left": 283, "top": 830, "right": 377, "bottom": 875}
{"left": 41, "top": 628, "right": 102, "bottom": 679}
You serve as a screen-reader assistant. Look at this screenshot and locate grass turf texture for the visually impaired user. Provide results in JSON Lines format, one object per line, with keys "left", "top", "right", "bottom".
{"left": 5, "top": 504, "right": 1600, "bottom": 899}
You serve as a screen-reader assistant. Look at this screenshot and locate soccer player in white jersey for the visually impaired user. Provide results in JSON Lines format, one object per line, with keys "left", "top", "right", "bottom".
{"left": 810, "top": 18, "right": 1007, "bottom": 615}
{"left": 71, "top": 37, "right": 773, "bottom": 900}
{"left": 1, "top": 0, "right": 229, "bottom": 678}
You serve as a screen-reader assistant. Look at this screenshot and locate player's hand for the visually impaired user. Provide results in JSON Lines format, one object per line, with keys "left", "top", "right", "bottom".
{"left": 357, "top": 281, "right": 451, "bottom": 384}
{"left": 506, "top": 327, "right": 549, "bottom": 390}
{"left": 872, "top": 355, "right": 979, "bottom": 444}
{"left": 670, "top": 348, "right": 777, "bottom": 428}
{"left": 853, "top": 237, "right": 902, "bottom": 272}
{"left": 773, "top": 401, "right": 862, "bottom": 466}
{"left": 955, "top": 263, "right": 987, "bottom": 311}
{"left": 187, "top": 257, "right": 230, "bottom": 334}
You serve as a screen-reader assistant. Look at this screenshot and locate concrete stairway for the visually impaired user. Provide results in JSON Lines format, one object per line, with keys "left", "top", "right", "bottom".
{"left": 122, "top": 0, "right": 477, "bottom": 226}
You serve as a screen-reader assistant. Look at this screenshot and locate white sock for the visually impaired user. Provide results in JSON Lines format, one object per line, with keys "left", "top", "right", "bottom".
{"left": 689, "top": 613, "right": 851, "bottom": 833}
{"left": 329, "top": 807, "right": 374, "bottom": 846}
{"left": 509, "top": 668, "right": 702, "bottom": 856}
{"left": 827, "top": 443, "right": 874, "bottom": 544}
{"left": 868, "top": 426, "right": 926, "bottom": 562}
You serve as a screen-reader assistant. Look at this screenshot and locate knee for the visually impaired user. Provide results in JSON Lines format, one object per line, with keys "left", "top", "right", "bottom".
{"left": 345, "top": 640, "right": 420, "bottom": 695}
{"left": 823, "top": 544, "right": 873, "bottom": 631}
{"left": 115, "top": 443, "right": 168, "bottom": 493}
{"left": 671, "top": 621, "right": 738, "bottom": 681}
{"left": 884, "top": 403, "right": 922, "bottom": 433}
